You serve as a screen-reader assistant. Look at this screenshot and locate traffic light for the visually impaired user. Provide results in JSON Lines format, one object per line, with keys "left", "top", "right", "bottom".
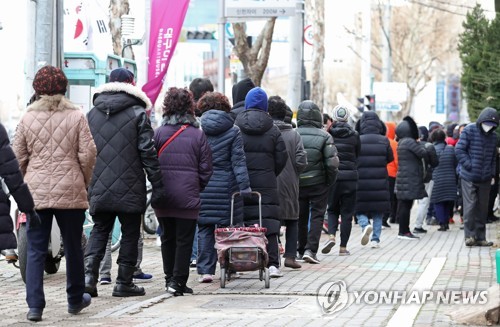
{"left": 186, "top": 31, "right": 215, "bottom": 40}
{"left": 357, "top": 97, "right": 365, "bottom": 112}
{"left": 365, "top": 94, "right": 376, "bottom": 111}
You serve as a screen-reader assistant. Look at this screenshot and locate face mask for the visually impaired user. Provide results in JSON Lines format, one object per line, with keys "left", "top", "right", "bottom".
{"left": 481, "top": 123, "right": 495, "bottom": 133}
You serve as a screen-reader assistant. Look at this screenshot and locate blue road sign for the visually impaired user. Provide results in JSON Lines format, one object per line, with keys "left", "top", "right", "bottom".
{"left": 376, "top": 102, "right": 401, "bottom": 111}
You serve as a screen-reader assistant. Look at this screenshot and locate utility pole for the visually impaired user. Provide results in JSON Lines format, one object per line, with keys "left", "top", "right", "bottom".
{"left": 381, "top": 2, "right": 392, "bottom": 121}
{"left": 287, "top": 0, "right": 304, "bottom": 112}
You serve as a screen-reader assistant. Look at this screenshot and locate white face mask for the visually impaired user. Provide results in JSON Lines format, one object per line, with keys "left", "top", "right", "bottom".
{"left": 481, "top": 123, "right": 494, "bottom": 133}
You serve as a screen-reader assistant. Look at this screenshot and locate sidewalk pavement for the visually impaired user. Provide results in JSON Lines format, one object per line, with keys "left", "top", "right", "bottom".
{"left": 0, "top": 213, "right": 498, "bottom": 327}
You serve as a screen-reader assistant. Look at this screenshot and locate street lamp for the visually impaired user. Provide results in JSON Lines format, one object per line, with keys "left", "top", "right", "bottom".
{"left": 121, "top": 14, "right": 144, "bottom": 58}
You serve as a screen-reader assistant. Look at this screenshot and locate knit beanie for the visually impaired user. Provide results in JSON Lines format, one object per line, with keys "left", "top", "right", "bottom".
{"left": 32, "top": 65, "right": 68, "bottom": 96}
{"left": 331, "top": 105, "right": 350, "bottom": 122}
{"left": 109, "top": 68, "right": 135, "bottom": 85}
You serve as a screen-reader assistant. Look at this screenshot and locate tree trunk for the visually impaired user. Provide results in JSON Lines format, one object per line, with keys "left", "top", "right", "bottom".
{"left": 232, "top": 18, "right": 276, "bottom": 86}
{"left": 307, "top": 0, "right": 325, "bottom": 108}
{"left": 109, "top": 0, "right": 130, "bottom": 57}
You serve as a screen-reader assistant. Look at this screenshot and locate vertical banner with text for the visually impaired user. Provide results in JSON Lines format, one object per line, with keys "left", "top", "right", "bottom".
{"left": 142, "top": 0, "right": 190, "bottom": 104}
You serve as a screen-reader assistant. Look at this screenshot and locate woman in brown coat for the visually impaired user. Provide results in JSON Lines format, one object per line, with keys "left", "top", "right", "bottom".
{"left": 13, "top": 65, "right": 97, "bottom": 321}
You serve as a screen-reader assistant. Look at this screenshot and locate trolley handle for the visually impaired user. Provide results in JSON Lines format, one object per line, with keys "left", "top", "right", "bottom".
{"left": 230, "top": 191, "right": 262, "bottom": 227}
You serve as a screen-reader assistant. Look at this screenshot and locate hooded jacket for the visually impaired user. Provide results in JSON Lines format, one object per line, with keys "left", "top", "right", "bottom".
{"left": 230, "top": 78, "right": 255, "bottom": 119}
{"left": 354, "top": 111, "right": 393, "bottom": 214}
{"left": 395, "top": 116, "right": 429, "bottom": 200}
{"left": 274, "top": 120, "right": 308, "bottom": 221}
{"left": 87, "top": 82, "right": 162, "bottom": 215}
{"left": 296, "top": 101, "right": 339, "bottom": 188}
{"left": 198, "top": 110, "right": 250, "bottom": 226}
{"left": 0, "top": 123, "right": 35, "bottom": 250}
{"left": 328, "top": 121, "right": 360, "bottom": 182}
{"left": 430, "top": 141, "right": 457, "bottom": 204}
{"left": 14, "top": 94, "right": 96, "bottom": 210}
{"left": 456, "top": 107, "right": 499, "bottom": 183}
{"left": 235, "top": 108, "right": 287, "bottom": 234}
{"left": 385, "top": 122, "right": 399, "bottom": 178}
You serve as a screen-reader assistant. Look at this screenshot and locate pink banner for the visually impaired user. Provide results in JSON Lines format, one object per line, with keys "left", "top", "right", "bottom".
{"left": 142, "top": 0, "right": 190, "bottom": 104}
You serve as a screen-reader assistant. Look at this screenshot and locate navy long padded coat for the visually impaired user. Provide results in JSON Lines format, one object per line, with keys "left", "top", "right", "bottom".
{"left": 430, "top": 142, "right": 457, "bottom": 204}
{"left": 0, "top": 123, "right": 35, "bottom": 251}
{"left": 198, "top": 110, "right": 251, "bottom": 226}
{"left": 354, "top": 111, "right": 393, "bottom": 214}
{"left": 235, "top": 109, "right": 287, "bottom": 234}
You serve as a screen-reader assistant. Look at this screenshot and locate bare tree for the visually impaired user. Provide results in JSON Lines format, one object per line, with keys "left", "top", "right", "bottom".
{"left": 232, "top": 18, "right": 276, "bottom": 86}
{"left": 371, "top": 3, "right": 458, "bottom": 119}
{"left": 109, "top": 0, "right": 130, "bottom": 57}
{"left": 305, "top": 0, "right": 325, "bottom": 108}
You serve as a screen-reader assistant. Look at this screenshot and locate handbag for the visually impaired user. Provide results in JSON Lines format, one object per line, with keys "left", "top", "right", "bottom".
{"left": 157, "top": 124, "right": 188, "bottom": 156}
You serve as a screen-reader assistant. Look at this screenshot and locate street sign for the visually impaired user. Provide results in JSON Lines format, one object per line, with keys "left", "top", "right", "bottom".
{"left": 373, "top": 82, "right": 407, "bottom": 103}
{"left": 225, "top": 0, "right": 296, "bottom": 18}
{"left": 304, "top": 25, "right": 314, "bottom": 46}
{"left": 376, "top": 102, "right": 402, "bottom": 112}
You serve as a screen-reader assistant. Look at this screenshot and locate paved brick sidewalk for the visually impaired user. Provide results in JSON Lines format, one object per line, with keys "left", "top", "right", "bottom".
{"left": 0, "top": 214, "right": 498, "bottom": 326}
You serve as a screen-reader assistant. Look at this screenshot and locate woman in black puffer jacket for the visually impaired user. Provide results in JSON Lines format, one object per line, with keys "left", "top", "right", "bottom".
{"left": 395, "top": 116, "right": 429, "bottom": 239}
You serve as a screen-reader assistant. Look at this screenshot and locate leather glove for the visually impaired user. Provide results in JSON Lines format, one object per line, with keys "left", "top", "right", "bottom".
{"left": 26, "top": 210, "right": 41, "bottom": 229}
{"left": 151, "top": 187, "right": 168, "bottom": 209}
{"left": 240, "top": 187, "right": 252, "bottom": 199}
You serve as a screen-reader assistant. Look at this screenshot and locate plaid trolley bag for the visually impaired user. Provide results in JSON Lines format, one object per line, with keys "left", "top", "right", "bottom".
{"left": 214, "top": 192, "right": 270, "bottom": 288}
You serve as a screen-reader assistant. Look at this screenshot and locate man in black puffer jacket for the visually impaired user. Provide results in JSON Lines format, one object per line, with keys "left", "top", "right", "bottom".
{"left": 296, "top": 100, "right": 339, "bottom": 264}
{"left": 85, "top": 68, "right": 166, "bottom": 298}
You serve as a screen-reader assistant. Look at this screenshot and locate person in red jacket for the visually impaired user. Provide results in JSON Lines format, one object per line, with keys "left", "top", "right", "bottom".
{"left": 385, "top": 122, "right": 399, "bottom": 226}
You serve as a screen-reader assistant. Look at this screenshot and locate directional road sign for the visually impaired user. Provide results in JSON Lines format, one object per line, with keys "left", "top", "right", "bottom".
{"left": 376, "top": 102, "right": 402, "bottom": 112}
{"left": 225, "top": 0, "right": 296, "bottom": 18}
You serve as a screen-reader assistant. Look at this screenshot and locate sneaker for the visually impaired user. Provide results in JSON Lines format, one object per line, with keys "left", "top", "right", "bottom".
{"left": 269, "top": 266, "right": 284, "bottom": 278}
{"left": 167, "top": 281, "right": 185, "bottom": 296}
{"left": 156, "top": 236, "right": 161, "bottom": 247}
{"left": 370, "top": 241, "right": 380, "bottom": 248}
{"left": 68, "top": 293, "right": 91, "bottom": 314}
{"left": 198, "top": 274, "right": 213, "bottom": 283}
{"left": 339, "top": 247, "right": 350, "bottom": 256}
{"left": 133, "top": 272, "right": 153, "bottom": 281}
{"left": 296, "top": 253, "right": 305, "bottom": 262}
{"left": 284, "top": 257, "right": 301, "bottom": 269}
{"left": 397, "top": 232, "right": 420, "bottom": 240}
{"left": 99, "top": 277, "right": 112, "bottom": 285}
{"left": 321, "top": 235, "right": 336, "bottom": 254}
{"left": 303, "top": 250, "right": 320, "bottom": 264}
{"left": 189, "top": 259, "right": 197, "bottom": 268}
{"left": 361, "top": 225, "right": 373, "bottom": 246}
{"left": 382, "top": 221, "right": 391, "bottom": 229}
{"left": 476, "top": 240, "right": 493, "bottom": 247}
{"left": 413, "top": 227, "right": 427, "bottom": 234}
{"left": 465, "top": 237, "right": 476, "bottom": 246}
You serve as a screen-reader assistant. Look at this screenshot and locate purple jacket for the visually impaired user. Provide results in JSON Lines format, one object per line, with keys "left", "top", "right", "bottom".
{"left": 153, "top": 114, "right": 213, "bottom": 219}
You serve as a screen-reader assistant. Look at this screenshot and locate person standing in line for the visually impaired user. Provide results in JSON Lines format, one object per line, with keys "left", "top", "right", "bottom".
{"left": 385, "top": 121, "right": 399, "bottom": 226}
{"left": 196, "top": 91, "right": 251, "bottom": 283}
{"left": 154, "top": 87, "right": 213, "bottom": 295}
{"left": 230, "top": 77, "right": 255, "bottom": 119}
{"left": 455, "top": 107, "right": 499, "bottom": 246}
{"left": 13, "top": 65, "right": 97, "bottom": 321}
{"left": 296, "top": 100, "right": 339, "bottom": 264}
{"left": 268, "top": 95, "right": 308, "bottom": 270}
{"left": 235, "top": 87, "right": 288, "bottom": 277}
{"left": 354, "top": 111, "right": 393, "bottom": 248}
{"left": 412, "top": 126, "right": 439, "bottom": 234}
{"left": 394, "top": 116, "right": 429, "bottom": 240}
{"left": 85, "top": 68, "right": 166, "bottom": 298}
{"left": 0, "top": 122, "right": 38, "bottom": 263}
{"left": 322, "top": 105, "right": 360, "bottom": 256}
{"left": 188, "top": 77, "right": 215, "bottom": 268}
{"left": 428, "top": 128, "right": 457, "bottom": 231}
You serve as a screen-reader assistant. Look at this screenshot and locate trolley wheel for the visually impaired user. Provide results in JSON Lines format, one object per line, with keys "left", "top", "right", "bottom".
{"left": 220, "top": 267, "right": 226, "bottom": 288}
{"left": 259, "top": 268, "right": 263, "bottom": 281}
{"left": 264, "top": 267, "right": 270, "bottom": 288}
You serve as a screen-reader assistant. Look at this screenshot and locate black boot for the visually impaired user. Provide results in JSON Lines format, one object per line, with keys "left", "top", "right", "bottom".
{"left": 84, "top": 257, "right": 99, "bottom": 297}
{"left": 445, "top": 223, "right": 449, "bottom": 230}
{"left": 112, "top": 265, "right": 145, "bottom": 297}
{"left": 437, "top": 224, "right": 447, "bottom": 231}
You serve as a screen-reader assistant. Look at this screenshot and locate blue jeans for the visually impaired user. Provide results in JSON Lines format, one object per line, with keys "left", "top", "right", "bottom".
{"left": 191, "top": 226, "right": 198, "bottom": 262}
{"left": 197, "top": 224, "right": 218, "bottom": 275}
{"left": 356, "top": 213, "right": 383, "bottom": 243}
{"left": 26, "top": 209, "right": 86, "bottom": 309}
